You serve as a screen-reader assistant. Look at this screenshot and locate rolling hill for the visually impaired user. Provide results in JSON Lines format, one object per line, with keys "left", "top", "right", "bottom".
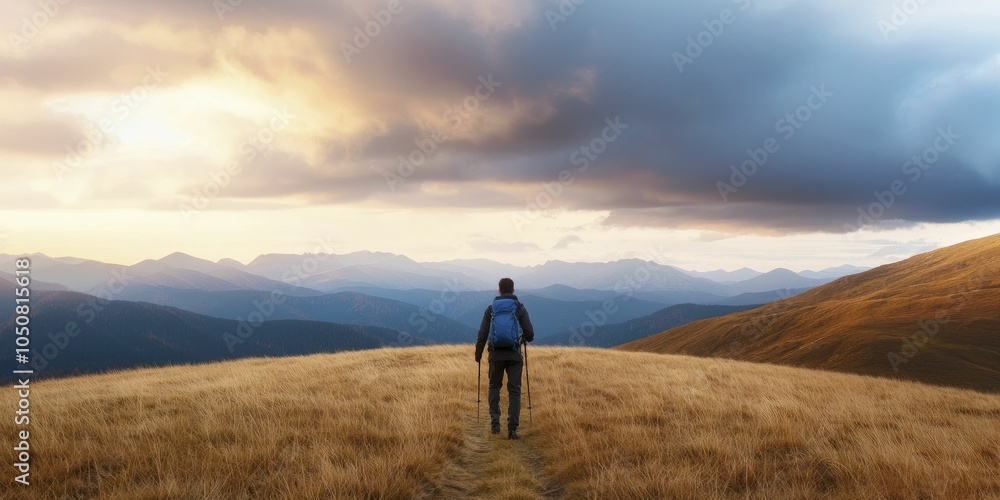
{"left": 0, "top": 273, "right": 68, "bottom": 292}
{"left": 510, "top": 259, "right": 730, "bottom": 294}
{"left": 619, "top": 233, "right": 1000, "bottom": 393}
{"left": 0, "top": 253, "right": 325, "bottom": 296}
{"left": 335, "top": 287, "right": 668, "bottom": 334}
{"left": 724, "top": 268, "right": 830, "bottom": 294}
{"left": 519, "top": 284, "right": 622, "bottom": 301}
{"left": 450, "top": 294, "right": 668, "bottom": 335}
{"left": 3, "top": 346, "right": 997, "bottom": 498}
{"left": 0, "top": 256, "right": 126, "bottom": 292}
{"left": 709, "top": 287, "right": 813, "bottom": 306}
{"left": 127, "top": 253, "right": 324, "bottom": 296}
{"left": 538, "top": 303, "right": 760, "bottom": 347}
{"left": 680, "top": 266, "right": 763, "bottom": 282}
{"left": 0, "top": 291, "right": 420, "bottom": 378}
{"left": 425, "top": 258, "right": 528, "bottom": 283}
{"left": 129, "top": 251, "right": 226, "bottom": 274}
{"left": 109, "top": 285, "right": 475, "bottom": 344}
{"left": 242, "top": 251, "right": 491, "bottom": 290}
{"left": 0, "top": 276, "right": 72, "bottom": 326}
{"left": 0, "top": 253, "right": 867, "bottom": 308}
{"left": 799, "top": 264, "right": 870, "bottom": 280}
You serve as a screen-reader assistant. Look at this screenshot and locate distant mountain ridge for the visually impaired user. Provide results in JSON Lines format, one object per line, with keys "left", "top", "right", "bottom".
{"left": 709, "top": 288, "right": 813, "bottom": 306}
{"left": 0, "top": 253, "right": 322, "bottom": 296}
{"left": 680, "top": 267, "right": 763, "bottom": 283}
{"left": 798, "top": 264, "right": 869, "bottom": 280}
{"left": 110, "top": 285, "right": 475, "bottom": 344}
{"left": 323, "top": 287, "right": 667, "bottom": 335}
{"left": 0, "top": 252, "right": 866, "bottom": 298}
{"left": 0, "top": 290, "right": 417, "bottom": 378}
{"left": 725, "top": 269, "right": 827, "bottom": 295}
{"left": 538, "top": 303, "right": 760, "bottom": 347}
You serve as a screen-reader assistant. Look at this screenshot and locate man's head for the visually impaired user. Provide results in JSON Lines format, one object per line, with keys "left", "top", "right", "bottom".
{"left": 498, "top": 277, "right": 514, "bottom": 295}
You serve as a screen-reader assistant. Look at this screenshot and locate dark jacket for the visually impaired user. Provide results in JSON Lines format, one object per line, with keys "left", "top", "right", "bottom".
{"left": 475, "top": 294, "right": 535, "bottom": 362}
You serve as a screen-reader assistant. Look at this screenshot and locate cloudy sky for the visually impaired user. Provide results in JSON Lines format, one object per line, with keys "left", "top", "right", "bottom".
{"left": 2, "top": 0, "right": 999, "bottom": 271}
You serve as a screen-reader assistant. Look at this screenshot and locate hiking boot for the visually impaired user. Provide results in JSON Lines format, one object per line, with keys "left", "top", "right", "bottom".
{"left": 508, "top": 429, "right": 519, "bottom": 440}
{"left": 491, "top": 423, "right": 501, "bottom": 434}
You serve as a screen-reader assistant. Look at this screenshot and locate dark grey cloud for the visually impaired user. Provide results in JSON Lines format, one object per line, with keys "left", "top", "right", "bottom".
{"left": 9, "top": 0, "right": 998, "bottom": 233}
{"left": 323, "top": 0, "right": 1000, "bottom": 233}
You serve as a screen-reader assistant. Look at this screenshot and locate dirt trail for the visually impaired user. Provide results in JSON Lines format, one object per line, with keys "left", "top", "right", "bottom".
{"left": 431, "top": 413, "right": 564, "bottom": 499}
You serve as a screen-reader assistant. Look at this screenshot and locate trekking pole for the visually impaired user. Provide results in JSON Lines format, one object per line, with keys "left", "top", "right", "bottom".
{"left": 523, "top": 340, "right": 533, "bottom": 426}
{"left": 477, "top": 360, "right": 482, "bottom": 424}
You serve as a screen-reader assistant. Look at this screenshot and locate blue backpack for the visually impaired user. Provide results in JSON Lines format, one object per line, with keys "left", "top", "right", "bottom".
{"left": 489, "top": 298, "right": 522, "bottom": 349}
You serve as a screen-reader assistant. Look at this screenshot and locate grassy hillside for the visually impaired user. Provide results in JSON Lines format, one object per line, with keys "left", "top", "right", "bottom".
{"left": 619, "top": 233, "right": 1000, "bottom": 393}
{"left": 0, "top": 291, "right": 417, "bottom": 378}
{"left": 3, "top": 346, "right": 998, "bottom": 498}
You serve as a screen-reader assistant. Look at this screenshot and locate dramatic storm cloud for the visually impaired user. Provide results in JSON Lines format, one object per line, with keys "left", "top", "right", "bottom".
{"left": 2, "top": 0, "right": 998, "bottom": 266}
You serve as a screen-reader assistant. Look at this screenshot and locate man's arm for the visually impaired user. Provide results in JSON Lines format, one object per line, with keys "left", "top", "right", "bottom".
{"left": 517, "top": 304, "right": 535, "bottom": 343}
{"left": 475, "top": 305, "right": 491, "bottom": 362}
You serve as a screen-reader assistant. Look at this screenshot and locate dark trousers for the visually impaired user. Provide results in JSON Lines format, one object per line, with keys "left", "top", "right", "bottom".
{"left": 488, "top": 359, "right": 523, "bottom": 431}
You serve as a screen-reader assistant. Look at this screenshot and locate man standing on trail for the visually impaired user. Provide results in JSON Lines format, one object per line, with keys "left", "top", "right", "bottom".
{"left": 475, "top": 277, "right": 535, "bottom": 440}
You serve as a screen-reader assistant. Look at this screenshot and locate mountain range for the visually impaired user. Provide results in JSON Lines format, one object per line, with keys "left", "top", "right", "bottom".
{"left": 0, "top": 251, "right": 862, "bottom": 299}
{"left": 537, "top": 303, "right": 761, "bottom": 347}
{"left": 0, "top": 289, "right": 413, "bottom": 378}
{"left": 107, "top": 285, "right": 475, "bottom": 344}
{"left": 2, "top": 235, "right": 996, "bottom": 394}
{"left": 0, "top": 248, "right": 878, "bottom": 380}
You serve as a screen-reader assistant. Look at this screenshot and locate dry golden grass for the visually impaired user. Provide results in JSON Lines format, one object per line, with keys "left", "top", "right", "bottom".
{"left": 3, "top": 346, "right": 999, "bottom": 499}
{"left": 619, "top": 233, "right": 1000, "bottom": 393}
{"left": 4, "top": 349, "right": 471, "bottom": 499}
{"left": 529, "top": 348, "right": 1000, "bottom": 499}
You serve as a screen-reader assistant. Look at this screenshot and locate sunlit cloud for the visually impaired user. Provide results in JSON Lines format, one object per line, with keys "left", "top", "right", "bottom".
{"left": 2, "top": 0, "right": 999, "bottom": 270}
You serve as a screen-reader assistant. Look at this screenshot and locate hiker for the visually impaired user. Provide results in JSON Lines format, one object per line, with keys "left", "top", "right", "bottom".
{"left": 475, "top": 277, "right": 535, "bottom": 440}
